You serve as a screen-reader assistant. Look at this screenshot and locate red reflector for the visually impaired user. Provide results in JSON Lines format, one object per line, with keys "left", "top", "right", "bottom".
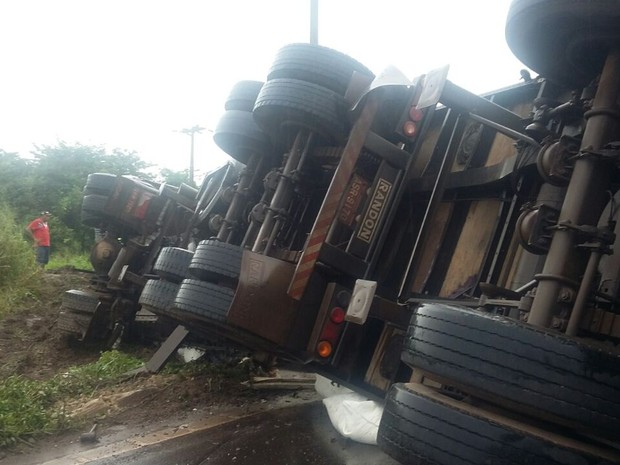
{"left": 330, "top": 307, "right": 346, "bottom": 324}
{"left": 409, "top": 106, "right": 424, "bottom": 122}
{"left": 317, "top": 340, "right": 333, "bottom": 358}
{"left": 402, "top": 121, "right": 417, "bottom": 137}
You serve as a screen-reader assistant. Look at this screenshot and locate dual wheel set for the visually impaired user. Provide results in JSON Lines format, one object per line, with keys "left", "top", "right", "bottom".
{"left": 80, "top": 172, "right": 120, "bottom": 228}
{"left": 138, "top": 241, "right": 243, "bottom": 326}
{"left": 214, "top": 42, "right": 375, "bottom": 163}
{"left": 211, "top": 43, "right": 375, "bottom": 252}
{"left": 58, "top": 289, "right": 104, "bottom": 341}
{"left": 377, "top": 304, "right": 620, "bottom": 464}
{"left": 80, "top": 173, "right": 196, "bottom": 232}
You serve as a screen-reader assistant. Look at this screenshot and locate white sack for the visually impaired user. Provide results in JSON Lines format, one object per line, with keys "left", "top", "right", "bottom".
{"left": 322, "top": 392, "right": 384, "bottom": 445}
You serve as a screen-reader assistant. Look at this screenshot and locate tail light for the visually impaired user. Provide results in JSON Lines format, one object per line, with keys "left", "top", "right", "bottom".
{"left": 402, "top": 120, "right": 418, "bottom": 137}
{"left": 317, "top": 340, "right": 333, "bottom": 358}
{"left": 316, "top": 306, "right": 346, "bottom": 359}
{"left": 330, "top": 306, "right": 346, "bottom": 324}
{"left": 394, "top": 85, "right": 426, "bottom": 143}
{"left": 409, "top": 106, "right": 424, "bottom": 122}
{"left": 312, "top": 287, "right": 351, "bottom": 360}
{"left": 402, "top": 106, "right": 425, "bottom": 137}
{"left": 399, "top": 103, "right": 425, "bottom": 140}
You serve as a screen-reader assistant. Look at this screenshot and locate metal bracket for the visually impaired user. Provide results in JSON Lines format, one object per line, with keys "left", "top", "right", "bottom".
{"left": 417, "top": 65, "right": 450, "bottom": 109}
{"left": 553, "top": 221, "right": 615, "bottom": 247}
{"left": 145, "top": 325, "right": 190, "bottom": 373}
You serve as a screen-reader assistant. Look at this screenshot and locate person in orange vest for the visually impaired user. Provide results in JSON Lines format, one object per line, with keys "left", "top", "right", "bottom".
{"left": 26, "top": 211, "right": 52, "bottom": 268}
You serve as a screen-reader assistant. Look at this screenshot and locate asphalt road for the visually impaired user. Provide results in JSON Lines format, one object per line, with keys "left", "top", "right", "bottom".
{"left": 91, "top": 402, "right": 399, "bottom": 465}
{"left": 7, "top": 401, "right": 400, "bottom": 465}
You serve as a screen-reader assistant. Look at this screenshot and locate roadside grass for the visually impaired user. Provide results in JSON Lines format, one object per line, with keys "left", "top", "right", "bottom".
{"left": 0, "top": 352, "right": 254, "bottom": 448}
{"left": 0, "top": 350, "right": 143, "bottom": 448}
{"left": 0, "top": 251, "right": 95, "bottom": 319}
{"left": 47, "top": 252, "right": 93, "bottom": 272}
{"left": 0, "top": 283, "right": 40, "bottom": 321}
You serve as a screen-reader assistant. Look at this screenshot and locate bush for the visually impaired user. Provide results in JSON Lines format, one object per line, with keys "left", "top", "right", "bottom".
{"left": 0, "top": 203, "right": 39, "bottom": 319}
{"left": 0, "top": 203, "right": 37, "bottom": 289}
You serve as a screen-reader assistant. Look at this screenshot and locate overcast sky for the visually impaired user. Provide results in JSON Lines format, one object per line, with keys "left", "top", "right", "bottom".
{"left": 0, "top": 0, "right": 528, "bottom": 179}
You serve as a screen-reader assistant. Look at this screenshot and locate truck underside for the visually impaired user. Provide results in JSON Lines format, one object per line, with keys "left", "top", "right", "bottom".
{"left": 58, "top": 1, "right": 620, "bottom": 463}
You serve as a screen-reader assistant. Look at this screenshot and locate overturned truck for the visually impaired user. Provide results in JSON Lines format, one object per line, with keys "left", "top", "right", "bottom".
{"left": 59, "top": 1, "right": 620, "bottom": 463}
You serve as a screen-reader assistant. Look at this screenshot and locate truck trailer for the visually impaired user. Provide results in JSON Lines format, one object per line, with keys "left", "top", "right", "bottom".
{"left": 59, "top": 1, "right": 620, "bottom": 463}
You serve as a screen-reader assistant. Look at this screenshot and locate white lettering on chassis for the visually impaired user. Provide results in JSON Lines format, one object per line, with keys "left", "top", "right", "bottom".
{"left": 357, "top": 179, "right": 392, "bottom": 243}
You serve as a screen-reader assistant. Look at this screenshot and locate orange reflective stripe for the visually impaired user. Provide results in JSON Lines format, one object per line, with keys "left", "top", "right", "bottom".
{"left": 288, "top": 92, "right": 381, "bottom": 300}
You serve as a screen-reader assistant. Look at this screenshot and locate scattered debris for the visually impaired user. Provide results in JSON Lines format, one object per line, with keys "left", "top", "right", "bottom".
{"left": 79, "top": 423, "right": 98, "bottom": 443}
{"left": 177, "top": 346, "right": 206, "bottom": 363}
{"left": 245, "top": 369, "right": 316, "bottom": 390}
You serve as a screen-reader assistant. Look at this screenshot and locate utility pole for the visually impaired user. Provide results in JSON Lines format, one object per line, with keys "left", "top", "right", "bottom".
{"left": 310, "top": 0, "right": 318, "bottom": 45}
{"left": 180, "top": 125, "right": 205, "bottom": 185}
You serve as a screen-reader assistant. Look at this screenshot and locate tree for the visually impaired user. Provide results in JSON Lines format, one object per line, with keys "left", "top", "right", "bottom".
{"left": 0, "top": 142, "right": 154, "bottom": 255}
{"left": 0, "top": 150, "right": 36, "bottom": 220}
{"left": 158, "top": 168, "right": 193, "bottom": 187}
{"left": 30, "top": 142, "right": 151, "bottom": 208}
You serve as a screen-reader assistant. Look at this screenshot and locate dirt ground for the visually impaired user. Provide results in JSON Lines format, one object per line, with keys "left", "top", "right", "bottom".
{"left": 0, "top": 269, "right": 314, "bottom": 461}
{"left": 0, "top": 269, "right": 104, "bottom": 382}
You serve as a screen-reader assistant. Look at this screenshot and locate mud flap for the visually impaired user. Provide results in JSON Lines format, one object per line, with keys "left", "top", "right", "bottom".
{"left": 227, "top": 251, "right": 299, "bottom": 345}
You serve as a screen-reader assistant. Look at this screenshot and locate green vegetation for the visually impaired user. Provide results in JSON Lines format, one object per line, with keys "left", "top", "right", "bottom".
{"left": 0, "top": 142, "right": 194, "bottom": 258}
{"left": 164, "top": 358, "right": 249, "bottom": 380}
{"left": 47, "top": 253, "right": 93, "bottom": 272}
{"left": 0, "top": 351, "right": 143, "bottom": 447}
{"left": 162, "top": 356, "right": 253, "bottom": 395}
{"left": 0, "top": 142, "right": 199, "bottom": 447}
{"left": 0, "top": 143, "right": 151, "bottom": 256}
{"left": 0, "top": 202, "right": 39, "bottom": 318}
{"left": 0, "top": 202, "right": 36, "bottom": 286}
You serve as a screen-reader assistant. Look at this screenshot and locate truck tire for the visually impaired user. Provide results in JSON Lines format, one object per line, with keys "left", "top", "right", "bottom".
{"left": 377, "top": 383, "right": 619, "bottom": 465}
{"left": 138, "top": 279, "right": 179, "bottom": 313}
{"left": 82, "top": 187, "right": 109, "bottom": 197}
{"left": 62, "top": 290, "right": 100, "bottom": 314}
{"left": 153, "top": 247, "right": 194, "bottom": 283}
{"left": 188, "top": 240, "right": 243, "bottom": 283}
{"left": 267, "top": 43, "right": 374, "bottom": 96}
{"left": 81, "top": 194, "right": 107, "bottom": 214}
{"left": 253, "top": 78, "right": 349, "bottom": 145}
{"left": 57, "top": 310, "right": 95, "bottom": 340}
{"left": 213, "top": 110, "right": 273, "bottom": 164}
{"left": 224, "top": 80, "right": 264, "bottom": 112}
{"left": 402, "top": 303, "right": 620, "bottom": 434}
{"left": 506, "top": 0, "right": 620, "bottom": 87}
{"left": 81, "top": 194, "right": 110, "bottom": 227}
{"left": 172, "top": 279, "right": 234, "bottom": 322}
{"left": 84, "top": 173, "right": 117, "bottom": 195}
{"left": 81, "top": 211, "right": 108, "bottom": 228}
